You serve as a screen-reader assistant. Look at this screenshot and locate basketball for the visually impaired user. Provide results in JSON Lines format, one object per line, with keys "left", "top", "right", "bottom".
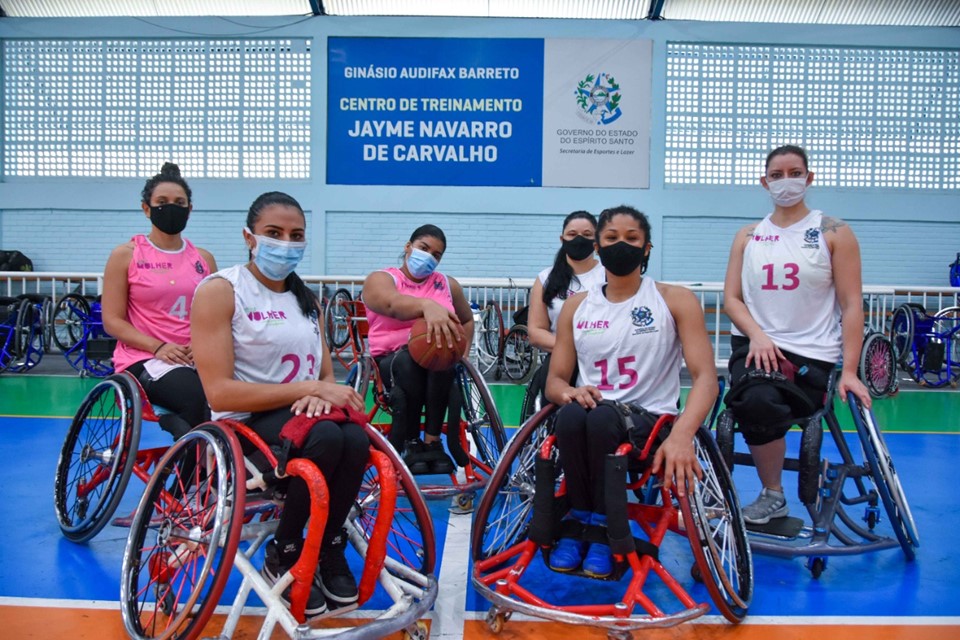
{"left": 407, "top": 317, "right": 465, "bottom": 372}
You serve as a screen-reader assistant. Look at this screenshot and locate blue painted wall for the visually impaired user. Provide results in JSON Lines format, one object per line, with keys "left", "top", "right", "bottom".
{"left": 0, "top": 17, "right": 958, "bottom": 285}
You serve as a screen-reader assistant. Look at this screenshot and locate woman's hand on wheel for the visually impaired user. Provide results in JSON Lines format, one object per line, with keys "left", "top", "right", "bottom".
{"left": 839, "top": 370, "right": 872, "bottom": 409}
{"left": 746, "top": 334, "right": 784, "bottom": 373}
{"left": 422, "top": 301, "right": 463, "bottom": 350}
{"left": 155, "top": 343, "right": 193, "bottom": 366}
{"left": 652, "top": 431, "right": 702, "bottom": 498}
{"left": 559, "top": 385, "right": 602, "bottom": 409}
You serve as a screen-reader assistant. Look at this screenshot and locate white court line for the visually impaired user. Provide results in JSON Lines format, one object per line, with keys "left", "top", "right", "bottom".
{"left": 429, "top": 506, "right": 473, "bottom": 639}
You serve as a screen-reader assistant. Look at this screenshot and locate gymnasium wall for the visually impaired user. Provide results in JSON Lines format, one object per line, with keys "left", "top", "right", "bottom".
{"left": 0, "top": 16, "right": 957, "bottom": 285}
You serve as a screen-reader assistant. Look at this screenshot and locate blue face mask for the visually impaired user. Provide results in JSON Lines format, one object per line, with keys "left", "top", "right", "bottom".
{"left": 247, "top": 228, "right": 306, "bottom": 281}
{"left": 406, "top": 247, "right": 439, "bottom": 279}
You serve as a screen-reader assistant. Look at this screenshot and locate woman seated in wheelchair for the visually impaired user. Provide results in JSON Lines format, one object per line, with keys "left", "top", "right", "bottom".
{"left": 525, "top": 210, "right": 604, "bottom": 406}
{"left": 362, "top": 224, "right": 475, "bottom": 475}
{"left": 545, "top": 205, "right": 718, "bottom": 577}
{"left": 101, "top": 162, "right": 218, "bottom": 439}
{"left": 723, "top": 144, "right": 871, "bottom": 526}
{"left": 191, "top": 191, "right": 369, "bottom": 618}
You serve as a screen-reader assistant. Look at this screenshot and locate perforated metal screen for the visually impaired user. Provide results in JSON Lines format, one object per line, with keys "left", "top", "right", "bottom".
{"left": 2, "top": 38, "right": 312, "bottom": 179}
{"left": 665, "top": 43, "right": 960, "bottom": 189}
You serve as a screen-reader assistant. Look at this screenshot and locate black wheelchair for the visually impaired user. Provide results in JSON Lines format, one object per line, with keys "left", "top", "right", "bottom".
{"left": 0, "top": 294, "right": 45, "bottom": 373}
{"left": 714, "top": 368, "right": 919, "bottom": 578}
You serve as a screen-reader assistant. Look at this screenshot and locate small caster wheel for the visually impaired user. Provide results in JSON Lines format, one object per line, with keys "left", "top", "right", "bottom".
{"left": 485, "top": 607, "right": 506, "bottom": 634}
{"left": 608, "top": 629, "right": 633, "bottom": 640}
{"left": 403, "top": 620, "right": 429, "bottom": 640}
{"left": 690, "top": 563, "right": 703, "bottom": 583}
{"left": 449, "top": 492, "right": 475, "bottom": 515}
{"left": 807, "top": 556, "right": 827, "bottom": 579}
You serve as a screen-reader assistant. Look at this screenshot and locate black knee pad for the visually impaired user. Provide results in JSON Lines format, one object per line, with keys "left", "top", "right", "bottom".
{"left": 725, "top": 367, "right": 816, "bottom": 446}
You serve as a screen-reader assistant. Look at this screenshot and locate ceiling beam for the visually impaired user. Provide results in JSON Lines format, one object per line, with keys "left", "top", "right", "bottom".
{"left": 310, "top": 0, "right": 325, "bottom": 16}
{"left": 647, "top": 0, "right": 666, "bottom": 20}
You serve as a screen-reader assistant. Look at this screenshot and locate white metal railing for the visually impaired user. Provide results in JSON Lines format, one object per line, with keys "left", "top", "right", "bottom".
{"left": 3, "top": 271, "right": 958, "bottom": 367}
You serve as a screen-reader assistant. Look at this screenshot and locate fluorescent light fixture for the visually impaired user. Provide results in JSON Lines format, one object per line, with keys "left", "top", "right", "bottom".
{"left": 0, "top": 0, "right": 315, "bottom": 17}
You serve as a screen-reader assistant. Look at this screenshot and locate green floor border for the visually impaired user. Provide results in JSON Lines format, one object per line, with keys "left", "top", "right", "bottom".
{"left": 2, "top": 375, "right": 958, "bottom": 434}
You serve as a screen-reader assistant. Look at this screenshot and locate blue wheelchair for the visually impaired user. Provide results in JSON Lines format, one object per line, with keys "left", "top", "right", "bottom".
{"left": 0, "top": 295, "right": 45, "bottom": 373}
{"left": 890, "top": 302, "right": 960, "bottom": 388}
{"left": 52, "top": 292, "right": 116, "bottom": 377}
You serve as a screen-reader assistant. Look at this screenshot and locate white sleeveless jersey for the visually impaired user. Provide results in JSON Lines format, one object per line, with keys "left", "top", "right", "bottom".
{"left": 733, "top": 210, "right": 842, "bottom": 362}
{"left": 202, "top": 264, "right": 323, "bottom": 421}
{"left": 538, "top": 261, "right": 606, "bottom": 332}
{"left": 572, "top": 277, "right": 681, "bottom": 415}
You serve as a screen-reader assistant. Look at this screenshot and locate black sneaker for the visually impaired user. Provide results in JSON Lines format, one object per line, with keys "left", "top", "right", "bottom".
{"left": 261, "top": 538, "right": 328, "bottom": 618}
{"left": 424, "top": 440, "right": 455, "bottom": 475}
{"left": 402, "top": 439, "right": 429, "bottom": 475}
{"left": 315, "top": 529, "right": 359, "bottom": 608}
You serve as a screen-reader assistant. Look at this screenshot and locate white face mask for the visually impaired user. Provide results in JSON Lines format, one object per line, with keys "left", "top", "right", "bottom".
{"left": 767, "top": 176, "right": 808, "bottom": 207}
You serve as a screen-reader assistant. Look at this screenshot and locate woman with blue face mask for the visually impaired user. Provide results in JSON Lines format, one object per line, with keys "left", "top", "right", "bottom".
{"left": 191, "top": 191, "right": 369, "bottom": 618}
{"left": 362, "top": 225, "right": 476, "bottom": 475}
{"left": 102, "top": 162, "right": 218, "bottom": 442}
{"left": 723, "top": 145, "right": 872, "bottom": 526}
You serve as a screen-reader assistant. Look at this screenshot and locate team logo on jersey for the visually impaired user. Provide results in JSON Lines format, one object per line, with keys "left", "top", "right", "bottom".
{"left": 244, "top": 306, "right": 288, "bottom": 324}
{"left": 433, "top": 279, "right": 444, "bottom": 290}
{"left": 752, "top": 234, "right": 780, "bottom": 243}
{"left": 575, "top": 318, "right": 610, "bottom": 335}
{"left": 803, "top": 227, "right": 820, "bottom": 249}
{"left": 631, "top": 306, "right": 653, "bottom": 327}
{"left": 136, "top": 260, "right": 173, "bottom": 270}
{"left": 195, "top": 260, "right": 205, "bottom": 274}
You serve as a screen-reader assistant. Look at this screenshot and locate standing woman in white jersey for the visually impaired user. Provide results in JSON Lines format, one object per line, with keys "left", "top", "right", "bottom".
{"left": 524, "top": 211, "right": 604, "bottom": 409}
{"left": 191, "top": 192, "right": 368, "bottom": 618}
{"left": 545, "top": 205, "right": 718, "bottom": 578}
{"left": 723, "top": 145, "right": 871, "bottom": 526}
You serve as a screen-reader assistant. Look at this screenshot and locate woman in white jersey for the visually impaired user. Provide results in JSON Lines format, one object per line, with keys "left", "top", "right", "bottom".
{"left": 545, "top": 205, "right": 718, "bottom": 578}
{"left": 723, "top": 145, "right": 871, "bottom": 526}
{"left": 524, "top": 211, "right": 604, "bottom": 410}
{"left": 102, "top": 163, "right": 217, "bottom": 440}
{"left": 191, "top": 192, "right": 368, "bottom": 618}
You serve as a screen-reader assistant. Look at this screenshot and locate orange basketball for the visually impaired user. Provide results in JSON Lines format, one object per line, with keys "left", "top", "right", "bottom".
{"left": 407, "top": 317, "right": 465, "bottom": 372}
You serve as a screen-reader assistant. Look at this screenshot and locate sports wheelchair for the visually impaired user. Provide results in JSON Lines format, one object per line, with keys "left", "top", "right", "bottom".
{"left": 54, "top": 371, "right": 437, "bottom": 639}
{"left": 0, "top": 294, "right": 46, "bottom": 373}
{"left": 858, "top": 328, "right": 898, "bottom": 398}
{"left": 52, "top": 292, "right": 116, "bottom": 377}
{"left": 714, "top": 368, "right": 919, "bottom": 578}
{"left": 471, "top": 404, "right": 753, "bottom": 637}
{"left": 890, "top": 302, "right": 960, "bottom": 388}
{"left": 340, "top": 299, "right": 508, "bottom": 512}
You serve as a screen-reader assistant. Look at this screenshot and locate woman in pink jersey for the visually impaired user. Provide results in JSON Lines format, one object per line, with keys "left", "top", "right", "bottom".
{"left": 102, "top": 162, "right": 217, "bottom": 440}
{"left": 545, "top": 206, "right": 718, "bottom": 577}
{"left": 362, "top": 224, "right": 475, "bottom": 475}
{"left": 723, "top": 145, "right": 871, "bottom": 525}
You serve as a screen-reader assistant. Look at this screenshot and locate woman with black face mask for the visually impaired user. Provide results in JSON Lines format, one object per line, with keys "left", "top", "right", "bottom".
{"left": 101, "top": 162, "right": 218, "bottom": 441}
{"left": 544, "top": 205, "right": 718, "bottom": 578}
{"left": 520, "top": 212, "right": 604, "bottom": 420}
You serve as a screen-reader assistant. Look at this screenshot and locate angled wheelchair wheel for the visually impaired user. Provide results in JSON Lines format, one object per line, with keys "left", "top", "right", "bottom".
{"left": 518, "top": 374, "right": 542, "bottom": 426}
{"left": 713, "top": 409, "right": 735, "bottom": 472}
{"left": 13, "top": 298, "right": 43, "bottom": 372}
{"left": 457, "top": 358, "right": 507, "bottom": 474}
{"left": 53, "top": 293, "right": 89, "bottom": 352}
{"left": 681, "top": 427, "right": 752, "bottom": 623}
{"left": 889, "top": 304, "right": 917, "bottom": 370}
{"left": 933, "top": 307, "right": 960, "bottom": 384}
{"left": 356, "top": 426, "right": 436, "bottom": 576}
{"left": 502, "top": 324, "right": 538, "bottom": 384}
{"left": 859, "top": 331, "right": 898, "bottom": 398}
{"left": 847, "top": 393, "right": 919, "bottom": 560}
{"left": 54, "top": 372, "right": 142, "bottom": 543}
{"left": 479, "top": 301, "right": 504, "bottom": 374}
{"left": 471, "top": 406, "right": 557, "bottom": 561}
{"left": 42, "top": 295, "right": 55, "bottom": 353}
{"left": 121, "top": 422, "right": 245, "bottom": 640}
{"left": 325, "top": 288, "right": 353, "bottom": 350}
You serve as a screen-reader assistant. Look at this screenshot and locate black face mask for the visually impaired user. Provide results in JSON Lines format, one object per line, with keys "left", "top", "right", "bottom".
{"left": 150, "top": 203, "right": 190, "bottom": 235}
{"left": 598, "top": 241, "right": 648, "bottom": 277}
{"left": 562, "top": 235, "right": 595, "bottom": 261}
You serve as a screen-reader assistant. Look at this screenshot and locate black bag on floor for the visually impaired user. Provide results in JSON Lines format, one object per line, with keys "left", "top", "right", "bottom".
{"left": 0, "top": 250, "right": 34, "bottom": 272}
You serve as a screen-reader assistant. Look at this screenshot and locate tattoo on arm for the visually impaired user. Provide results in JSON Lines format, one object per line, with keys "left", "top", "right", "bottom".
{"left": 743, "top": 226, "right": 756, "bottom": 238}
{"left": 820, "top": 216, "right": 848, "bottom": 234}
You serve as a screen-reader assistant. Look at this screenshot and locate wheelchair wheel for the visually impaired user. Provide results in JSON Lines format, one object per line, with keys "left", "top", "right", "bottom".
{"left": 41, "top": 296, "right": 55, "bottom": 353}
{"left": 714, "top": 409, "right": 735, "bottom": 472}
{"left": 53, "top": 293, "right": 89, "bottom": 352}
{"left": 680, "top": 427, "right": 752, "bottom": 623}
{"left": 457, "top": 358, "right": 507, "bottom": 474}
{"left": 356, "top": 426, "right": 436, "bottom": 576}
{"left": 324, "top": 288, "right": 353, "bottom": 350}
{"left": 889, "top": 304, "right": 916, "bottom": 369}
{"left": 54, "top": 372, "right": 142, "bottom": 543}
{"left": 859, "top": 331, "right": 898, "bottom": 398}
{"left": 933, "top": 307, "right": 960, "bottom": 384}
{"left": 518, "top": 374, "right": 541, "bottom": 426}
{"left": 471, "top": 406, "right": 556, "bottom": 561}
{"left": 121, "top": 422, "right": 245, "bottom": 640}
{"left": 846, "top": 393, "right": 920, "bottom": 560}
{"left": 502, "top": 324, "right": 538, "bottom": 384}
{"left": 13, "top": 298, "right": 43, "bottom": 372}
{"left": 477, "top": 302, "right": 504, "bottom": 377}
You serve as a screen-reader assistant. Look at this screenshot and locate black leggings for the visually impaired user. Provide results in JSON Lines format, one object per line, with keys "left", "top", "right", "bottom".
{"left": 125, "top": 361, "right": 209, "bottom": 440}
{"left": 727, "top": 335, "right": 834, "bottom": 446}
{"left": 554, "top": 402, "right": 658, "bottom": 515}
{"left": 247, "top": 408, "right": 369, "bottom": 544}
{"left": 376, "top": 349, "right": 458, "bottom": 450}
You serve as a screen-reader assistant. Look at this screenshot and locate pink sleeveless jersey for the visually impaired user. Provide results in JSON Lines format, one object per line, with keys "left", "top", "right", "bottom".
{"left": 366, "top": 267, "right": 456, "bottom": 357}
{"left": 112, "top": 235, "right": 211, "bottom": 372}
